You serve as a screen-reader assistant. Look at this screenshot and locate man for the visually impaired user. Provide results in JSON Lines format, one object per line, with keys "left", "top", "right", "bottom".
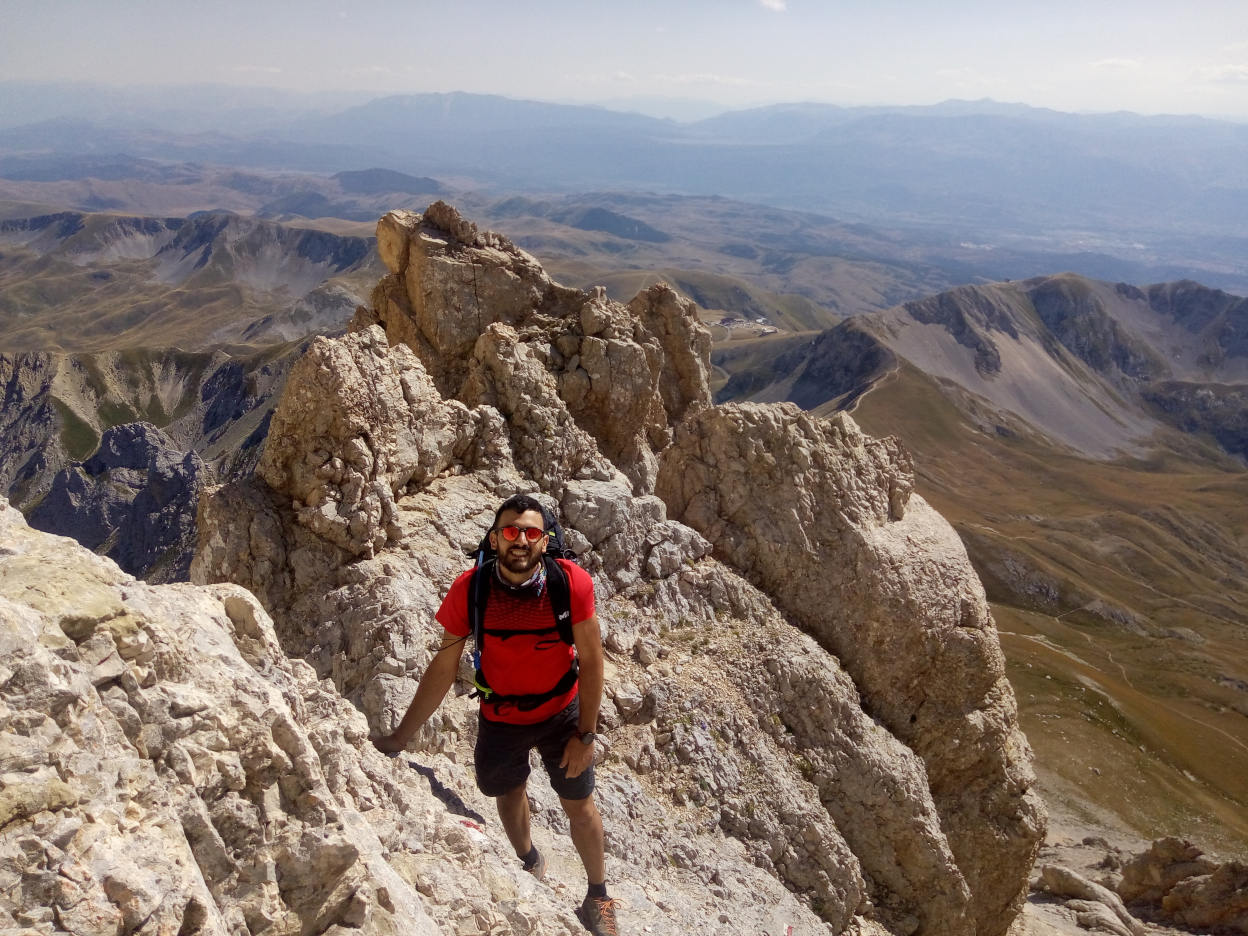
{"left": 374, "top": 494, "right": 619, "bottom": 936}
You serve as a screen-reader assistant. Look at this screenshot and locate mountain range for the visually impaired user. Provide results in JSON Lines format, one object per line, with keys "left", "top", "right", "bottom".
{"left": 4, "top": 85, "right": 1248, "bottom": 293}
{"left": 721, "top": 274, "right": 1248, "bottom": 458}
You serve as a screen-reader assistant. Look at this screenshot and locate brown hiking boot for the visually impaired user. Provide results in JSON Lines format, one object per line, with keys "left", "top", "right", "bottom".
{"left": 578, "top": 895, "right": 621, "bottom": 935}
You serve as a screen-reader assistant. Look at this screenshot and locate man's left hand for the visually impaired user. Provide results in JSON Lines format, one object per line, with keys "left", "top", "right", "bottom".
{"left": 559, "top": 735, "right": 595, "bottom": 778}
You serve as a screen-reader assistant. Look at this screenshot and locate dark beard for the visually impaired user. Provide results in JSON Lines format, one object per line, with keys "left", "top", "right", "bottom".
{"left": 498, "top": 546, "right": 541, "bottom": 578}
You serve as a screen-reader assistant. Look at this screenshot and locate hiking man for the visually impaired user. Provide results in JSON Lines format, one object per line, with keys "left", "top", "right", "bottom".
{"left": 374, "top": 494, "right": 619, "bottom": 936}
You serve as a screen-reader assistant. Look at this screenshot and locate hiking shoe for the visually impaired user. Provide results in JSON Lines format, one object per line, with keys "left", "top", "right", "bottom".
{"left": 522, "top": 848, "right": 546, "bottom": 881}
{"left": 577, "top": 895, "right": 621, "bottom": 936}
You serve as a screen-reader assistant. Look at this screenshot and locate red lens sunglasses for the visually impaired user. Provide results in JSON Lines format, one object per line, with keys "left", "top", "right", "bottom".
{"left": 497, "top": 525, "right": 547, "bottom": 544}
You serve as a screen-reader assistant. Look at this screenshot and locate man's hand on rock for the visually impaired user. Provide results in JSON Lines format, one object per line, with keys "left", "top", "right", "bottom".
{"left": 373, "top": 733, "right": 406, "bottom": 756}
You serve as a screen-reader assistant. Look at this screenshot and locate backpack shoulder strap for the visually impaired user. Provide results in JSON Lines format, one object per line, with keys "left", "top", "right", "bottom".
{"left": 468, "top": 558, "right": 493, "bottom": 659}
{"left": 544, "top": 555, "right": 574, "bottom": 645}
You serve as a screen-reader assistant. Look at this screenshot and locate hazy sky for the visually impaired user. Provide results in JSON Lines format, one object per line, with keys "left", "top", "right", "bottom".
{"left": 5, "top": 0, "right": 1248, "bottom": 118}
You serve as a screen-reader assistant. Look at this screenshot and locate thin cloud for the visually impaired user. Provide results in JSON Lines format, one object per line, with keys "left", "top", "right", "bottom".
{"left": 655, "top": 72, "right": 763, "bottom": 88}
{"left": 1091, "top": 58, "right": 1143, "bottom": 71}
{"left": 561, "top": 71, "right": 639, "bottom": 86}
{"left": 758, "top": 0, "right": 787, "bottom": 11}
{"left": 230, "top": 65, "right": 283, "bottom": 75}
{"left": 334, "top": 64, "right": 422, "bottom": 83}
{"left": 1199, "top": 64, "right": 1248, "bottom": 84}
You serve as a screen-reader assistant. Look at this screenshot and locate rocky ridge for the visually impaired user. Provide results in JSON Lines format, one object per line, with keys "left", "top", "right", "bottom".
{"left": 717, "top": 275, "right": 1248, "bottom": 460}
{"left": 186, "top": 203, "right": 1044, "bottom": 934}
{"left": 4, "top": 490, "right": 1241, "bottom": 935}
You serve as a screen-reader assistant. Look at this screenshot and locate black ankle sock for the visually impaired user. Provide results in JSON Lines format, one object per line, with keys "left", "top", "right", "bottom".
{"left": 521, "top": 845, "right": 540, "bottom": 869}
{"left": 586, "top": 882, "right": 608, "bottom": 900}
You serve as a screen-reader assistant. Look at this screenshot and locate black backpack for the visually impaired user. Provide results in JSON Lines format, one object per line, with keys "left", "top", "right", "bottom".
{"left": 466, "top": 503, "right": 580, "bottom": 711}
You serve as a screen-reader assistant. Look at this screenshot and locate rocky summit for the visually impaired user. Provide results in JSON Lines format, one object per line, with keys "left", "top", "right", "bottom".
{"left": 3, "top": 203, "right": 1044, "bottom": 936}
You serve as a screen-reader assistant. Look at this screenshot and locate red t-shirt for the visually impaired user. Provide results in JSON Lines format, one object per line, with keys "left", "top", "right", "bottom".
{"left": 437, "top": 558, "right": 595, "bottom": 725}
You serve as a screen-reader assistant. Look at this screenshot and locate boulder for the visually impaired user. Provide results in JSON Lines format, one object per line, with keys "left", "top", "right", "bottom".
{"left": 1117, "top": 837, "right": 1248, "bottom": 934}
{"left": 1161, "top": 861, "right": 1248, "bottom": 933}
{"left": 1117, "top": 836, "right": 1217, "bottom": 905}
{"left": 1036, "top": 865, "right": 1144, "bottom": 936}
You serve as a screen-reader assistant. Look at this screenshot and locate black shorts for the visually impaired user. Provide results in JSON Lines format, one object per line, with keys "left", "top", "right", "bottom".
{"left": 474, "top": 700, "right": 595, "bottom": 801}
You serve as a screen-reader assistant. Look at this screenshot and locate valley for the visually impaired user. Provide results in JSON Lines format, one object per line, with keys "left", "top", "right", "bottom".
{"left": 848, "top": 364, "right": 1248, "bottom": 855}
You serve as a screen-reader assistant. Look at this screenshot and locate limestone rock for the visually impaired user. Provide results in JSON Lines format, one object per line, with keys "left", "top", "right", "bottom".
{"left": 368, "top": 202, "right": 574, "bottom": 401}
{"left": 367, "top": 204, "right": 711, "bottom": 493}
{"left": 0, "top": 496, "right": 441, "bottom": 936}
{"left": 0, "top": 352, "right": 65, "bottom": 510}
{"left": 626, "top": 282, "right": 714, "bottom": 428}
{"left": 255, "top": 325, "right": 492, "bottom": 558}
{"left": 1037, "top": 865, "right": 1144, "bottom": 936}
{"left": 1160, "top": 861, "right": 1248, "bottom": 933}
{"left": 656, "top": 401, "right": 1045, "bottom": 935}
{"left": 1116, "top": 836, "right": 1218, "bottom": 905}
{"left": 4, "top": 496, "right": 844, "bottom": 936}
{"left": 1117, "top": 838, "right": 1248, "bottom": 934}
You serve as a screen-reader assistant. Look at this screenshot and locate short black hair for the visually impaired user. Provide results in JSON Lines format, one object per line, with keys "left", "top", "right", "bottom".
{"left": 493, "top": 493, "right": 547, "bottom": 530}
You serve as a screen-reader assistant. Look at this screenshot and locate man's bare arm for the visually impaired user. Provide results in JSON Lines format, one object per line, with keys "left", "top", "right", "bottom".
{"left": 373, "top": 633, "right": 465, "bottom": 753}
{"left": 561, "top": 613, "right": 603, "bottom": 777}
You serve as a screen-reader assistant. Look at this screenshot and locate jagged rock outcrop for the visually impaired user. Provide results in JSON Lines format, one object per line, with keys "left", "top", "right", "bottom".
{"left": 365, "top": 203, "right": 709, "bottom": 493}
{"left": 654, "top": 402, "right": 1045, "bottom": 935}
{"left": 0, "top": 352, "right": 65, "bottom": 508}
{"left": 192, "top": 203, "right": 1044, "bottom": 935}
{"left": 28, "top": 422, "right": 207, "bottom": 582}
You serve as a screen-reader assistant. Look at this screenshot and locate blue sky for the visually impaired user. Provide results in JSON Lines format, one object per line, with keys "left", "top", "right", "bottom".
{"left": 4, "top": 0, "right": 1248, "bottom": 118}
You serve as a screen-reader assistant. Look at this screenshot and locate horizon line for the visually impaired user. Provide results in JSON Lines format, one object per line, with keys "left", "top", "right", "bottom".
{"left": 2, "top": 78, "right": 1246, "bottom": 125}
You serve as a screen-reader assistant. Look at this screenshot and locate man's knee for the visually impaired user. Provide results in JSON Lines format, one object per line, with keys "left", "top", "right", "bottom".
{"left": 500, "top": 781, "right": 528, "bottom": 798}
{"left": 497, "top": 782, "right": 529, "bottom": 807}
{"left": 559, "top": 793, "right": 599, "bottom": 822}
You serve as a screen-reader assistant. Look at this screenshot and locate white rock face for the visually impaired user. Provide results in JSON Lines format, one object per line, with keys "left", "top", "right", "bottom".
{"left": 655, "top": 402, "right": 1047, "bottom": 935}
{"left": 0, "top": 497, "right": 438, "bottom": 936}
{"left": 187, "top": 203, "right": 1043, "bottom": 935}
{"left": 1, "top": 498, "right": 862, "bottom": 936}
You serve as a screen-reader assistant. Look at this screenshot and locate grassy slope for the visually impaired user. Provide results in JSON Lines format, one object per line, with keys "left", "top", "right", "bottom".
{"left": 848, "top": 362, "right": 1248, "bottom": 854}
